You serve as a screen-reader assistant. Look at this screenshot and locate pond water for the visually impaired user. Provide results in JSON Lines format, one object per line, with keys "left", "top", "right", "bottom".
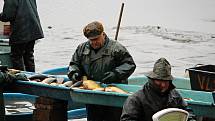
{"left": 32, "top": 0, "right": 215, "bottom": 77}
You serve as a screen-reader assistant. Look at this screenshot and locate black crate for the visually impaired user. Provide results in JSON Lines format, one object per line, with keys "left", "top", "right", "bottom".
{"left": 187, "top": 65, "right": 215, "bottom": 91}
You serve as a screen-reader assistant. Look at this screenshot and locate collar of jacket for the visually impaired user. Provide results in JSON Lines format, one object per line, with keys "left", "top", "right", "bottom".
{"left": 83, "top": 35, "right": 112, "bottom": 56}
{"left": 148, "top": 79, "right": 176, "bottom": 96}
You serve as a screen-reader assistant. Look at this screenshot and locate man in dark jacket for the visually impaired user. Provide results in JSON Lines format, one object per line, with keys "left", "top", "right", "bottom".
{"left": 68, "top": 21, "right": 136, "bottom": 121}
{"left": 120, "top": 57, "right": 187, "bottom": 121}
{"left": 0, "top": 0, "right": 44, "bottom": 72}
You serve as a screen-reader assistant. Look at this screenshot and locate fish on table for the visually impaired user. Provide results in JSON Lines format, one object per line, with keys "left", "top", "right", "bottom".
{"left": 70, "top": 76, "right": 129, "bottom": 94}
{"left": 26, "top": 74, "right": 129, "bottom": 94}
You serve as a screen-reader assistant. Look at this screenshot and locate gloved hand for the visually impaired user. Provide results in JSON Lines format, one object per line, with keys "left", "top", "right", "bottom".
{"left": 101, "top": 72, "right": 117, "bottom": 84}
{"left": 68, "top": 72, "right": 81, "bottom": 82}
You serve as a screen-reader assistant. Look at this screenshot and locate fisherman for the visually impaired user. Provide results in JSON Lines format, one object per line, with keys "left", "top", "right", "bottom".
{"left": 120, "top": 57, "right": 187, "bottom": 121}
{"left": 68, "top": 21, "right": 136, "bottom": 121}
{"left": 0, "top": 0, "right": 44, "bottom": 72}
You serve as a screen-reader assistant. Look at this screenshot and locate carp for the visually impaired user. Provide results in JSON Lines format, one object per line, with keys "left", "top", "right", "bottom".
{"left": 62, "top": 81, "right": 73, "bottom": 87}
{"left": 50, "top": 82, "right": 59, "bottom": 86}
{"left": 71, "top": 81, "right": 83, "bottom": 88}
{"left": 93, "top": 87, "right": 105, "bottom": 91}
{"left": 70, "top": 76, "right": 128, "bottom": 94}
{"left": 70, "top": 80, "right": 102, "bottom": 90}
{"left": 105, "top": 85, "right": 128, "bottom": 94}
{"left": 82, "top": 80, "right": 102, "bottom": 90}
{"left": 28, "top": 74, "right": 49, "bottom": 81}
{"left": 41, "top": 77, "right": 56, "bottom": 84}
{"left": 8, "top": 69, "right": 21, "bottom": 75}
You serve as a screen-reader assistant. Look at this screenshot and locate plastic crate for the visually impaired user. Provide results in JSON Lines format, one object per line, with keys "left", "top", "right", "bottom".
{"left": 187, "top": 65, "right": 215, "bottom": 91}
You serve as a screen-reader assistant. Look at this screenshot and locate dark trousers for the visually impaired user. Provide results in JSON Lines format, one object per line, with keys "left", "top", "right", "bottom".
{"left": 86, "top": 104, "right": 122, "bottom": 121}
{"left": 10, "top": 40, "right": 35, "bottom": 72}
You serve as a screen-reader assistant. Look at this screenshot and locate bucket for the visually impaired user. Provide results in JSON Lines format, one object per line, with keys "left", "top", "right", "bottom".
{"left": 187, "top": 65, "right": 215, "bottom": 91}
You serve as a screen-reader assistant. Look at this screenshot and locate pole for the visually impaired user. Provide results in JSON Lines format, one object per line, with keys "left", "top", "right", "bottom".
{"left": 115, "top": 3, "right": 124, "bottom": 40}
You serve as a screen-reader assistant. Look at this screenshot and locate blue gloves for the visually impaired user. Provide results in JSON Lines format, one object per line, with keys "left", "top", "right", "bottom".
{"left": 101, "top": 72, "right": 117, "bottom": 84}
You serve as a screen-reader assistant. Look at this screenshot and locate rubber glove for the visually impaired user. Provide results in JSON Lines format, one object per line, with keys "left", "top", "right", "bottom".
{"left": 68, "top": 72, "right": 81, "bottom": 82}
{"left": 101, "top": 72, "right": 116, "bottom": 84}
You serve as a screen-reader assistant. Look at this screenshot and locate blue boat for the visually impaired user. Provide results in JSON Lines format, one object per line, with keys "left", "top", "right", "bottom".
{"left": 41, "top": 67, "right": 215, "bottom": 120}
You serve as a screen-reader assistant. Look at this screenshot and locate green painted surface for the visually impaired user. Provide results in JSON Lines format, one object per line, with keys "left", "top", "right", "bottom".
{"left": 4, "top": 69, "right": 214, "bottom": 118}
{"left": 70, "top": 84, "right": 215, "bottom": 118}
{"left": 128, "top": 75, "right": 191, "bottom": 89}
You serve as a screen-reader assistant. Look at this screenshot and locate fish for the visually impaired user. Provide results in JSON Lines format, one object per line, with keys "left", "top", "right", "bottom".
{"left": 71, "top": 81, "right": 83, "bottom": 88}
{"left": 71, "top": 80, "right": 128, "bottom": 94}
{"left": 56, "top": 77, "right": 64, "bottom": 84}
{"left": 62, "top": 81, "right": 73, "bottom": 87}
{"left": 41, "top": 77, "right": 56, "bottom": 84}
{"left": 105, "top": 85, "right": 128, "bottom": 94}
{"left": 28, "top": 74, "right": 49, "bottom": 81}
{"left": 93, "top": 87, "right": 105, "bottom": 91}
{"left": 30, "top": 79, "right": 41, "bottom": 82}
{"left": 8, "top": 69, "right": 21, "bottom": 75}
{"left": 50, "top": 82, "right": 59, "bottom": 86}
{"left": 82, "top": 80, "right": 102, "bottom": 90}
{"left": 71, "top": 79, "right": 102, "bottom": 90}
{"left": 70, "top": 76, "right": 128, "bottom": 94}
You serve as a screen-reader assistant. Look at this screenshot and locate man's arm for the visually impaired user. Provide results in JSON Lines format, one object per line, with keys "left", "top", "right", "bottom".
{"left": 67, "top": 46, "right": 83, "bottom": 81}
{"left": 121, "top": 94, "right": 141, "bottom": 121}
{"left": 113, "top": 44, "right": 136, "bottom": 81}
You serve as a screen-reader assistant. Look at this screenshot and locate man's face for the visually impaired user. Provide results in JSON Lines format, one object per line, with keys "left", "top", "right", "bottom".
{"left": 89, "top": 33, "right": 105, "bottom": 49}
{"left": 153, "top": 79, "right": 170, "bottom": 92}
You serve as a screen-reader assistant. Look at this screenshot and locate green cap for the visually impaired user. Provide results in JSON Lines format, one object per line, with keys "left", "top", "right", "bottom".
{"left": 146, "top": 57, "right": 174, "bottom": 81}
{"left": 83, "top": 21, "right": 104, "bottom": 39}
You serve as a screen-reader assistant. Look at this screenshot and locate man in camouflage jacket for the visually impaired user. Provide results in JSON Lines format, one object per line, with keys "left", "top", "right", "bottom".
{"left": 68, "top": 21, "right": 136, "bottom": 121}
{"left": 120, "top": 58, "right": 187, "bottom": 121}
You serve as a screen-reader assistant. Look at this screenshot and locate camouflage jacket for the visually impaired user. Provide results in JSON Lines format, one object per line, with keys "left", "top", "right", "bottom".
{"left": 121, "top": 82, "right": 187, "bottom": 121}
{"left": 68, "top": 35, "right": 136, "bottom": 83}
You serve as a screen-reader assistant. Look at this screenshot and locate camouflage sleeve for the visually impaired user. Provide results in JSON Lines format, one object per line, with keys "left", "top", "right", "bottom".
{"left": 121, "top": 94, "right": 142, "bottom": 121}
{"left": 113, "top": 42, "right": 136, "bottom": 81}
{"left": 68, "top": 44, "right": 83, "bottom": 79}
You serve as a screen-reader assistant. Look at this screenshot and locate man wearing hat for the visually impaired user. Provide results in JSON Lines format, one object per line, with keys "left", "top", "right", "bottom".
{"left": 68, "top": 21, "right": 136, "bottom": 121}
{"left": 120, "top": 57, "right": 187, "bottom": 121}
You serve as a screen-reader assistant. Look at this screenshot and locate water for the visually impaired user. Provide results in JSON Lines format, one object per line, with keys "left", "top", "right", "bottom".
{"left": 30, "top": 0, "right": 215, "bottom": 77}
